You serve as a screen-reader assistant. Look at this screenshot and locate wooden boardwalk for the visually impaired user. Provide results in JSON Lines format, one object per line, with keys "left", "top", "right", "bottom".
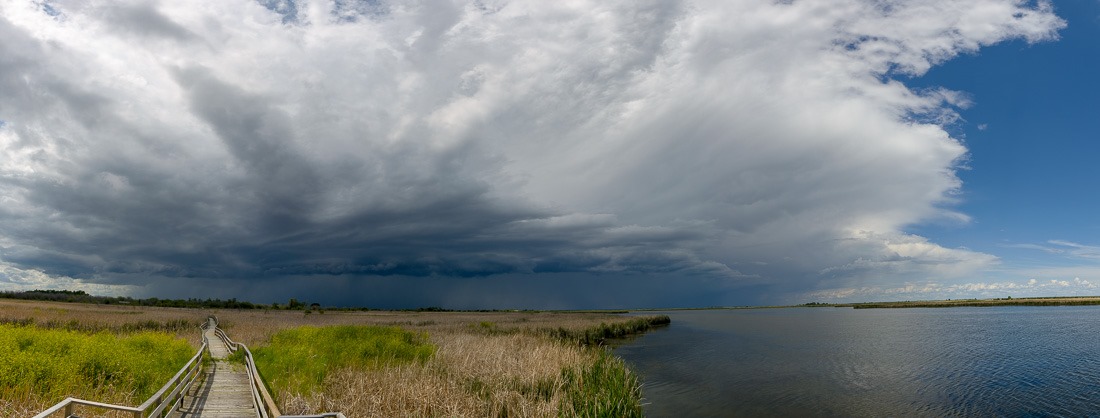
{"left": 170, "top": 323, "right": 258, "bottom": 418}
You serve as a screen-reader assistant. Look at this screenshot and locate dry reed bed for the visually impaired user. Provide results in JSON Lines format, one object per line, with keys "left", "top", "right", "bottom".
{"left": 0, "top": 299, "right": 206, "bottom": 346}
{"left": 281, "top": 332, "right": 593, "bottom": 417}
{"left": 208, "top": 309, "right": 642, "bottom": 346}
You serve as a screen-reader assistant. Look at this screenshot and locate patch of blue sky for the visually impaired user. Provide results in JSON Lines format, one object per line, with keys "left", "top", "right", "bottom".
{"left": 35, "top": 1, "right": 61, "bottom": 17}
{"left": 257, "top": 0, "right": 298, "bottom": 24}
{"left": 331, "top": 0, "right": 389, "bottom": 23}
{"left": 903, "top": 0, "right": 1100, "bottom": 268}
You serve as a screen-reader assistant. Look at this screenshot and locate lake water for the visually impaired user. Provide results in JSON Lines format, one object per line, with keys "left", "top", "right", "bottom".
{"left": 614, "top": 307, "right": 1100, "bottom": 417}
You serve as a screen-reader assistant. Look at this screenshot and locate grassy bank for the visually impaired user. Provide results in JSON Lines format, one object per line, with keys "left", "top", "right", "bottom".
{"left": 0, "top": 324, "right": 194, "bottom": 417}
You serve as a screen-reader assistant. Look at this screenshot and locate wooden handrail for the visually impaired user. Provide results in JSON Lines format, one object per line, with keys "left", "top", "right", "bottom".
{"left": 33, "top": 323, "right": 209, "bottom": 418}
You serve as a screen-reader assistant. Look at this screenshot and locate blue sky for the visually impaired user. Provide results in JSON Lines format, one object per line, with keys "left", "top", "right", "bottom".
{"left": 909, "top": 0, "right": 1100, "bottom": 277}
{"left": 0, "top": 0, "right": 1093, "bottom": 308}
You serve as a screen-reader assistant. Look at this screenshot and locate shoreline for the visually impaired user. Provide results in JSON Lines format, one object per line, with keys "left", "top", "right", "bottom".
{"left": 809, "top": 296, "right": 1100, "bottom": 309}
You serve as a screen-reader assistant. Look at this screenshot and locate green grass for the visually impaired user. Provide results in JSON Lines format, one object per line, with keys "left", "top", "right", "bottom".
{"left": 0, "top": 324, "right": 194, "bottom": 405}
{"left": 251, "top": 325, "right": 435, "bottom": 397}
{"left": 560, "top": 349, "right": 642, "bottom": 417}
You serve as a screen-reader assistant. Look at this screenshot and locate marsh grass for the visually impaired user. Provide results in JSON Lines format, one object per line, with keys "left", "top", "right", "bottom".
{"left": 271, "top": 326, "right": 650, "bottom": 417}
{"left": 545, "top": 316, "right": 671, "bottom": 346}
{"left": 279, "top": 332, "right": 594, "bottom": 417}
{"left": 0, "top": 324, "right": 193, "bottom": 417}
{"left": 252, "top": 326, "right": 434, "bottom": 396}
{"left": 559, "top": 350, "right": 641, "bottom": 417}
{"left": 0, "top": 299, "right": 206, "bottom": 346}
{"left": 3, "top": 299, "right": 663, "bottom": 417}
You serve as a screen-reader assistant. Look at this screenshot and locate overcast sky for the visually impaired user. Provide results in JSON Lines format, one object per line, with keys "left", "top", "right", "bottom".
{"left": 0, "top": 0, "right": 1094, "bottom": 308}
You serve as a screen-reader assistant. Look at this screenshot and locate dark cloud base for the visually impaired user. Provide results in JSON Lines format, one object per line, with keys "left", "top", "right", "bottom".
{"left": 132, "top": 273, "right": 756, "bottom": 310}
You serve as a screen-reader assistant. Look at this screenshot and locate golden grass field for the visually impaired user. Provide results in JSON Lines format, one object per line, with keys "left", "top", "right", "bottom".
{"left": 0, "top": 299, "right": 661, "bottom": 417}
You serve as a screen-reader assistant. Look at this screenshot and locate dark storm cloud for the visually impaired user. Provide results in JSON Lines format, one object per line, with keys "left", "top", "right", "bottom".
{"left": 0, "top": 60, "right": 734, "bottom": 283}
{"left": 100, "top": 2, "right": 197, "bottom": 41}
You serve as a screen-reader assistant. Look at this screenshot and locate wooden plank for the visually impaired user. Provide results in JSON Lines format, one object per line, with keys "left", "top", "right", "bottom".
{"left": 169, "top": 326, "right": 259, "bottom": 418}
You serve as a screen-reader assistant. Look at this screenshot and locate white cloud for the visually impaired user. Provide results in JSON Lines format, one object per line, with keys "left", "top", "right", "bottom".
{"left": 1046, "top": 240, "right": 1100, "bottom": 260}
{"left": 1009, "top": 240, "right": 1100, "bottom": 260}
{"left": 804, "top": 275, "right": 1100, "bottom": 302}
{"left": 0, "top": 0, "right": 1065, "bottom": 305}
{"left": 0, "top": 263, "right": 133, "bottom": 296}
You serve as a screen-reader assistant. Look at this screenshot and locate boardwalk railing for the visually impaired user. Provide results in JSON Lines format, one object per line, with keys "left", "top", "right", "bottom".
{"left": 206, "top": 316, "right": 346, "bottom": 418}
{"left": 33, "top": 322, "right": 211, "bottom": 418}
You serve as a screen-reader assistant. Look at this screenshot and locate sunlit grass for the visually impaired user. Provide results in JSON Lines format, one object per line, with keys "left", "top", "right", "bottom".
{"left": 0, "top": 324, "right": 193, "bottom": 417}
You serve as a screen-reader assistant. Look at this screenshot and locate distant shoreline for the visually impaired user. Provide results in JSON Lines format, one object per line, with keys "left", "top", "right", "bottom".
{"left": 805, "top": 296, "right": 1100, "bottom": 309}
{"left": 605, "top": 296, "right": 1100, "bottom": 312}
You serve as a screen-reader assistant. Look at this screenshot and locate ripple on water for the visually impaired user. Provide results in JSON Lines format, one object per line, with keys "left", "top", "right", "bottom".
{"left": 617, "top": 307, "right": 1100, "bottom": 417}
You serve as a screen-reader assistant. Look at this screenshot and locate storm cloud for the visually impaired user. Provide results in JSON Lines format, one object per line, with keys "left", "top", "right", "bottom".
{"left": 0, "top": 0, "right": 1064, "bottom": 307}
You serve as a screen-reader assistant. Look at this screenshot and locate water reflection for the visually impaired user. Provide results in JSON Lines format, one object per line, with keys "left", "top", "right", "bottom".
{"left": 615, "top": 307, "right": 1100, "bottom": 417}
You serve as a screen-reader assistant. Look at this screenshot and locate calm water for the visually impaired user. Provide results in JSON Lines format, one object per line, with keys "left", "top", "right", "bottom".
{"left": 615, "top": 307, "right": 1100, "bottom": 417}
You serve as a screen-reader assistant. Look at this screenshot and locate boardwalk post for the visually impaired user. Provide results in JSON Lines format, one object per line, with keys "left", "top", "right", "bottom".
{"left": 64, "top": 404, "right": 72, "bottom": 417}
